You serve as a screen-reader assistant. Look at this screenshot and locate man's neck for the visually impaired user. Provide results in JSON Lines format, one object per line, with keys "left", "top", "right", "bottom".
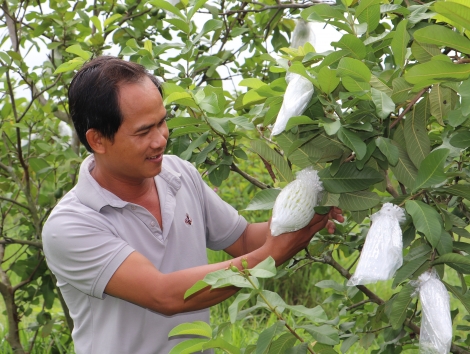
{"left": 90, "top": 164, "right": 157, "bottom": 203}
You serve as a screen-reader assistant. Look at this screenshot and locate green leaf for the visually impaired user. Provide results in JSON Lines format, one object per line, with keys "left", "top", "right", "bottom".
{"left": 250, "top": 140, "right": 294, "bottom": 182}
{"left": 411, "top": 41, "right": 441, "bottom": 63}
{"left": 167, "top": 117, "right": 201, "bottom": 129}
{"left": 250, "top": 257, "right": 277, "bottom": 278}
{"left": 341, "top": 335, "right": 359, "bottom": 353}
{"left": 168, "top": 338, "right": 208, "bottom": 354}
{"left": 149, "top": 0, "right": 185, "bottom": 19}
{"left": 193, "top": 19, "right": 223, "bottom": 43}
{"left": 245, "top": 189, "right": 281, "bottom": 211}
{"left": 356, "top": 0, "right": 381, "bottom": 32}
{"left": 53, "top": 58, "right": 85, "bottom": 74}
{"left": 180, "top": 131, "right": 210, "bottom": 160}
{"left": 65, "top": 44, "right": 91, "bottom": 60}
{"left": 213, "top": 274, "right": 256, "bottom": 289}
{"left": 202, "top": 337, "right": 241, "bottom": 354}
{"left": 391, "top": 77, "right": 413, "bottom": 103}
{"left": 228, "top": 293, "right": 254, "bottom": 323}
{"left": 184, "top": 280, "right": 209, "bottom": 299}
{"left": 269, "top": 333, "right": 298, "bottom": 354}
{"left": 104, "top": 13, "right": 122, "bottom": 27}
{"left": 315, "top": 280, "right": 345, "bottom": 292}
{"left": 371, "top": 88, "right": 395, "bottom": 120}
{"left": 256, "top": 321, "right": 285, "bottom": 354}
{"left": 443, "top": 281, "right": 470, "bottom": 315}
{"left": 429, "top": 84, "right": 452, "bottom": 125}
{"left": 412, "top": 148, "right": 449, "bottom": 191}
{"left": 208, "top": 164, "right": 230, "bottom": 187}
{"left": 164, "top": 92, "right": 198, "bottom": 109}
{"left": 337, "top": 127, "right": 367, "bottom": 160}
{"left": 389, "top": 141, "right": 418, "bottom": 189}
{"left": 338, "top": 191, "right": 380, "bottom": 211}
{"left": 285, "top": 116, "right": 316, "bottom": 131}
{"left": 404, "top": 61, "right": 470, "bottom": 85}
{"left": 164, "top": 18, "right": 190, "bottom": 33}
{"left": 392, "top": 256, "right": 429, "bottom": 289}
{"left": 337, "top": 57, "right": 371, "bottom": 82}
{"left": 436, "top": 231, "right": 454, "bottom": 256}
{"left": 432, "top": 253, "right": 470, "bottom": 269}
{"left": 390, "top": 284, "right": 414, "bottom": 330}
{"left": 318, "top": 67, "right": 340, "bottom": 94}
{"left": 375, "top": 137, "right": 399, "bottom": 166}
{"left": 168, "top": 321, "right": 212, "bottom": 338}
{"left": 436, "top": 184, "right": 470, "bottom": 201}
{"left": 318, "top": 164, "right": 384, "bottom": 193}
{"left": 170, "top": 125, "right": 210, "bottom": 138}
{"left": 404, "top": 98, "right": 431, "bottom": 168}
{"left": 450, "top": 131, "right": 470, "bottom": 148}
{"left": 300, "top": 325, "right": 340, "bottom": 345}
{"left": 286, "top": 343, "right": 309, "bottom": 354}
{"left": 341, "top": 76, "right": 370, "bottom": 95}
{"left": 391, "top": 20, "right": 410, "bottom": 68}
{"left": 433, "top": 2, "right": 470, "bottom": 30}
{"left": 332, "top": 34, "right": 366, "bottom": 60}
{"left": 90, "top": 16, "right": 102, "bottom": 33}
{"left": 239, "top": 78, "right": 267, "bottom": 89}
{"left": 414, "top": 25, "right": 470, "bottom": 55}
{"left": 286, "top": 305, "right": 328, "bottom": 323}
{"left": 321, "top": 192, "right": 340, "bottom": 207}
{"left": 405, "top": 200, "right": 443, "bottom": 248}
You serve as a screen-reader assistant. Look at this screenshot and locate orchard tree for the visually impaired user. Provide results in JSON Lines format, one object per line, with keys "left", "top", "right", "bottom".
{"left": 1, "top": 0, "right": 470, "bottom": 353}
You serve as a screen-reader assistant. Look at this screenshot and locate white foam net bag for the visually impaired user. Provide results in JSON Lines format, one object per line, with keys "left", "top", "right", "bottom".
{"left": 411, "top": 269, "right": 452, "bottom": 354}
{"left": 347, "top": 203, "right": 405, "bottom": 286}
{"left": 271, "top": 20, "right": 316, "bottom": 137}
{"left": 270, "top": 167, "right": 323, "bottom": 237}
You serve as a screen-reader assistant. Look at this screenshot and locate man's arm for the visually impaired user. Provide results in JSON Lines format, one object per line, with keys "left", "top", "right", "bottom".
{"left": 224, "top": 207, "right": 343, "bottom": 258}
{"left": 104, "top": 209, "right": 340, "bottom": 316}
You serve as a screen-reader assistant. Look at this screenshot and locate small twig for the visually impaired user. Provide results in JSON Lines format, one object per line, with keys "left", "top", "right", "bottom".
{"left": 230, "top": 163, "right": 270, "bottom": 190}
{"left": 389, "top": 87, "right": 429, "bottom": 129}
{"left": 385, "top": 173, "right": 399, "bottom": 198}
{"left": 0, "top": 238, "right": 43, "bottom": 249}
{"left": 346, "top": 299, "right": 372, "bottom": 311}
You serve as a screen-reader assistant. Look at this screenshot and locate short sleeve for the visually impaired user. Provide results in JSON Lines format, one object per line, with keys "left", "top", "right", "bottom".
{"left": 42, "top": 201, "right": 134, "bottom": 299}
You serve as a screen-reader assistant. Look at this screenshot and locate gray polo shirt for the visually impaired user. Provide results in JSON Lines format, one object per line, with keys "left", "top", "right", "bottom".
{"left": 42, "top": 154, "right": 247, "bottom": 354}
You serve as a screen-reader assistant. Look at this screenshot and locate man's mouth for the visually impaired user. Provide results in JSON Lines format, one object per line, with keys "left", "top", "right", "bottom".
{"left": 147, "top": 154, "right": 162, "bottom": 160}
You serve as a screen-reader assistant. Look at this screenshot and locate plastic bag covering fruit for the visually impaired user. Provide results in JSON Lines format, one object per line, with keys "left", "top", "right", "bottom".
{"left": 347, "top": 203, "right": 406, "bottom": 286}
{"left": 270, "top": 167, "right": 323, "bottom": 236}
{"left": 411, "top": 269, "right": 452, "bottom": 354}
{"left": 271, "top": 20, "right": 316, "bottom": 136}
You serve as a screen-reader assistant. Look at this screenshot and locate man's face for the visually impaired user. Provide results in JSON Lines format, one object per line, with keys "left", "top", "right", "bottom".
{"left": 100, "top": 76, "right": 169, "bottom": 182}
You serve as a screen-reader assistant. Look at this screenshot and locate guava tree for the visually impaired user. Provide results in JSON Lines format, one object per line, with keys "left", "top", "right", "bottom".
{"left": 1, "top": 0, "right": 470, "bottom": 353}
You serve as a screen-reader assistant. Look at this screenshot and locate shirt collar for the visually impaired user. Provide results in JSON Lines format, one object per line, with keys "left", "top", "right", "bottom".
{"left": 75, "top": 154, "right": 181, "bottom": 212}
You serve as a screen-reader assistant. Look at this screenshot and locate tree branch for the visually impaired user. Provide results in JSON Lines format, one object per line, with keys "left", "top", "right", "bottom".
{"left": 218, "top": 1, "right": 333, "bottom": 15}
{"left": 0, "top": 196, "right": 31, "bottom": 212}
{"left": 314, "top": 252, "right": 470, "bottom": 354}
{"left": 230, "top": 163, "right": 270, "bottom": 189}
{"left": 389, "top": 87, "right": 429, "bottom": 129}
{"left": 0, "top": 238, "right": 43, "bottom": 249}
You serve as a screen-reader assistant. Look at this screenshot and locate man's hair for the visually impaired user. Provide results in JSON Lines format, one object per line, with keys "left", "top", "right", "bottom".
{"left": 68, "top": 56, "right": 163, "bottom": 152}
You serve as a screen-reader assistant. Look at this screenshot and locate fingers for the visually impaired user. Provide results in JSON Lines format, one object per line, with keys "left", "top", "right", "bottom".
{"left": 326, "top": 220, "right": 335, "bottom": 234}
{"left": 329, "top": 207, "right": 344, "bottom": 223}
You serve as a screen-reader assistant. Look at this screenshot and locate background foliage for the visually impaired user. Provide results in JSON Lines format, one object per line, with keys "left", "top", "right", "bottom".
{"left": 1, "top": 0, "right": 470, "bottom": 352}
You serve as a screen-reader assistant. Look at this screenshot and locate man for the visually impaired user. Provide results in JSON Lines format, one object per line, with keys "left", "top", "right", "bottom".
{"left": 42, "top": 56, "right": 343, "bottom": 354}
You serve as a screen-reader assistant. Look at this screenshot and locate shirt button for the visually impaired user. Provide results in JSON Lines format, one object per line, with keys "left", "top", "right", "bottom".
{"left": 131, "top": 205, "right": 136, "bottom": 210}
{"left": 150, "top": 221, "right": 156, "bottom": 227}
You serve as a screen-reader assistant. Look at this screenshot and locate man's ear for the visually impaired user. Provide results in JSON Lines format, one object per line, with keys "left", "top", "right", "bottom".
{"left": 86, "top": 129, "right": 106, "bottom": 154}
